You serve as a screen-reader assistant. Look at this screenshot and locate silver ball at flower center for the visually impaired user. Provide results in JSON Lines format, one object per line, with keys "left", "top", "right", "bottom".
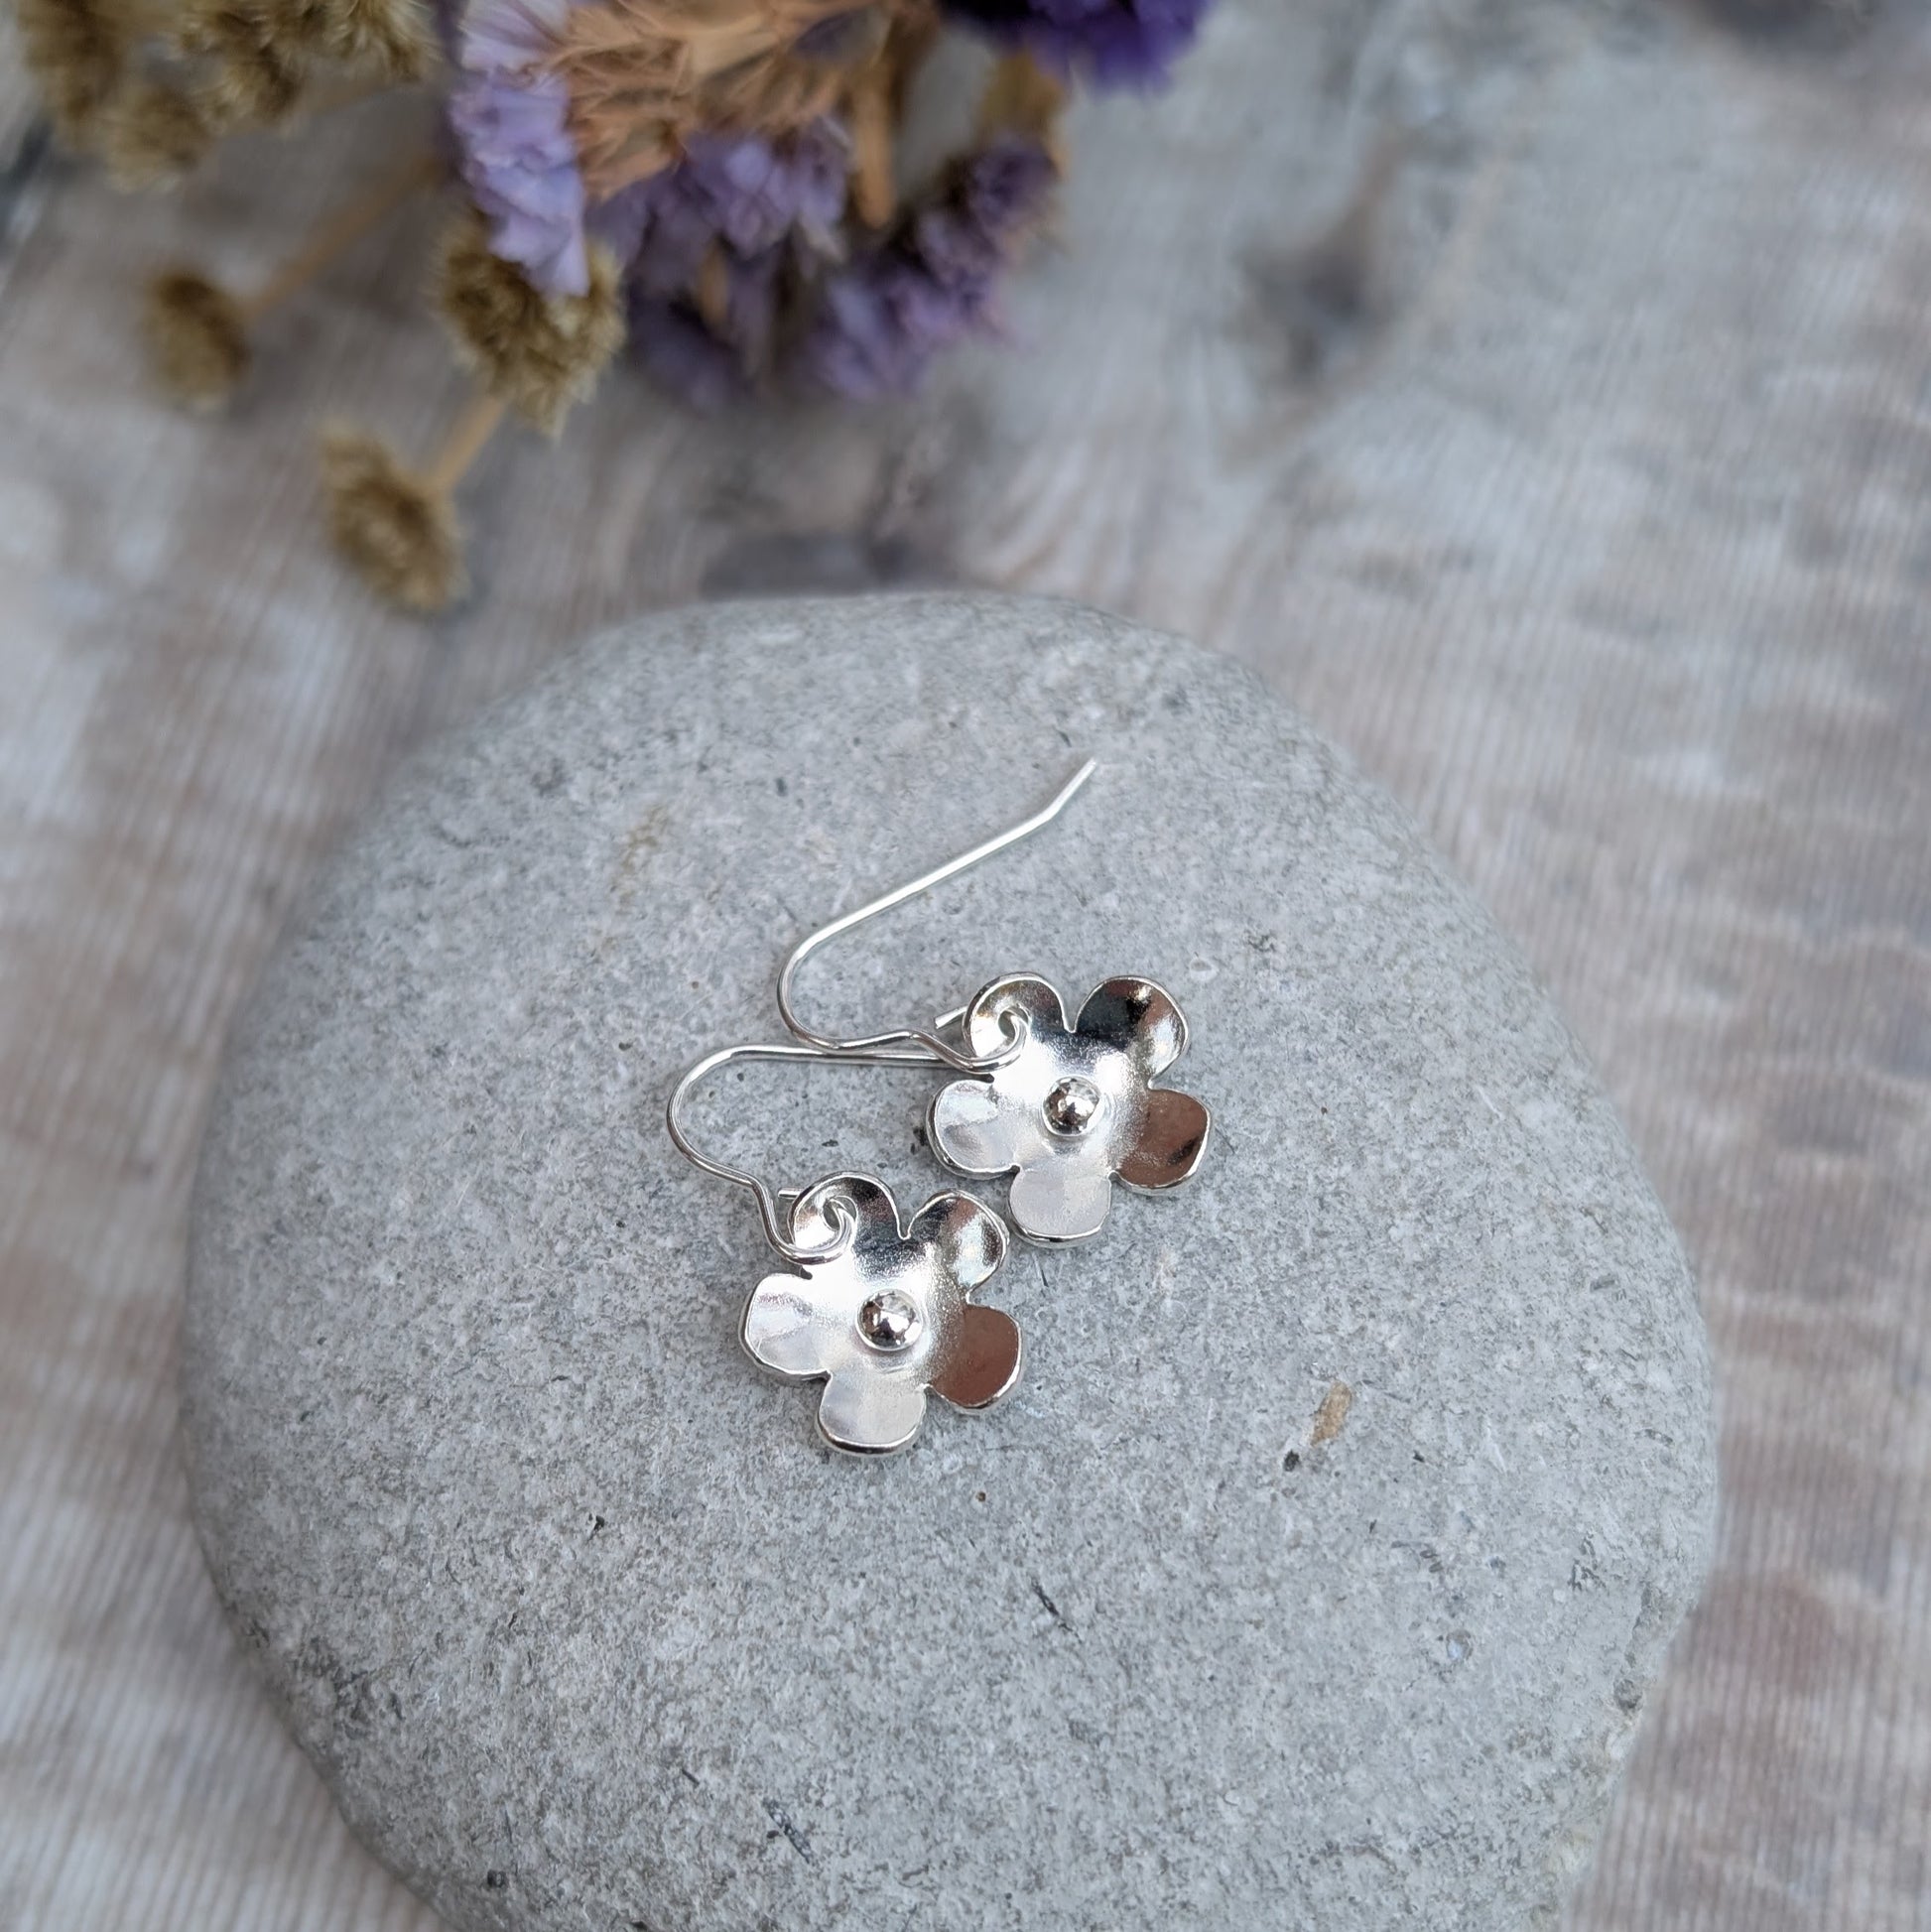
{"left": 1043, "top": 1076, "right": 1103, "bottom": 1136}
{"left": 856, "top": 1289, "right": 923, "bottom": 1352}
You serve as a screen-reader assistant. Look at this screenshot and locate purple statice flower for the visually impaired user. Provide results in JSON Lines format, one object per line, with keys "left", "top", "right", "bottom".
{"left": 628, "top": 297, "right": 761, "bottom": 413}
{"left": 459, "top": 0, "right": 568, "bottom": 70}
{"left": 793, "top": 135, "right": 1056, "bottom": 400}
{"left": 600, "top": 125, "right": 849, "bottom": 409}
{"left": 941, "top": 0, "right": 1213, "bottom": 87}
{"left": 591, "top": 125, "right": 848, "bottom": 283}
{"left": 448, "top": 0, "right": 589, "bottom": 296}
{"left": 629, "top": 246, "right": 793, "bottom": 411}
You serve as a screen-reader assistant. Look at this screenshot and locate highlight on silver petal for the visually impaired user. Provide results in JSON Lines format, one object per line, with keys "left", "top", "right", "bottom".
{"left": 738, "top": 1173, "right": 1023, "bottom": 1454}
{"left": 928, "top": 974, "right": 1211, "bottom": 1245}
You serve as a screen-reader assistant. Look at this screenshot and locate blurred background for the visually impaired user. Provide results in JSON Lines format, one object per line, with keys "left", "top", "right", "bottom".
{"left": 1, "top": 0, "right": 1928, "bottom": 1926}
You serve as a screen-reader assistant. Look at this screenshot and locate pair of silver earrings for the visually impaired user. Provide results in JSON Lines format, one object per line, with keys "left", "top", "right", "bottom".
{"left": 666, "top": 761, "right": 1212, "bottom": 1455}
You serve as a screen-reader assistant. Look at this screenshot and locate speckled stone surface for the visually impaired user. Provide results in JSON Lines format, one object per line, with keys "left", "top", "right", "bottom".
{"left": 182, "top": 592, "right": 1718, "bottom": 1932}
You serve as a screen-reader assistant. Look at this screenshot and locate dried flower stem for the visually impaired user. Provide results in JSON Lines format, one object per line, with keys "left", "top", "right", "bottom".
{"left": 425, "top": 390, "right": 508, "bottom": 494}
{"left": 882, "top": 3, "right": 940, "bottom": 118}
{"left": 850, "top": 8, "right": 941, "bottom": 227}
{"left": 847, "top": 53, "right": 894, "bottom": 229}
{"left": 693, "top": 247, "right": 731, "bottom": 334}
{"left": 977, "top": 51, "right": 1066, "bottom": 163}
{"left": 243, "top": 151, "right": 441, "bottom": 320}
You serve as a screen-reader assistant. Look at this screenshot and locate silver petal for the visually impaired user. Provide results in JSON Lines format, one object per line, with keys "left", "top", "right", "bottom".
{"left": 1076, "top": 976, "right": 1189, "bottom": 1080}
{"left": 817, "top": 1367, "right": 931, "bottom": 1454}
{"left": 1117, "top": 1088, "right": 1213, "bottom": 1192}
{"left": 930, "top": 1077, "right": 1033, "bottom": 1177}
{"left": 930, "top": 1303, "right": 1024, "bottom": 1411}
{"left": 740, "top": 1271, "right": 844, "bottom": 1380}
{"left": 1009, "top": 1160, "right": 1115, "bottom": 1245}
{"left": 906, "top": 1191, "right": 1009, "bottom": 1291}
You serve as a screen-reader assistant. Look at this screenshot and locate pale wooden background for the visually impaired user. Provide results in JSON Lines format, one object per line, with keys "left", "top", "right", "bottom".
{"left": 3, "top": 0, "right": 1929, "bottom": 1926}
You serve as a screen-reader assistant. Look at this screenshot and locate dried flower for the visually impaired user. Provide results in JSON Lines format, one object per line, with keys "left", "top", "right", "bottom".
{"left": 793, "top": 130, "right": 1054, "bottom": 397}
{"left": 438, "top": 208, "right": 626, "bottom": 431}
{"left": 142, "top": 154, "right": 437, "bottom": 412}
{"left": 599, "top": 122, "right": 845, "bottom": 273}
{"left": 449, "top": 0, "right": 590, "bottom": 294}
{"left": 143, "top": 269, "right": 251, "bottom": 406}
{"left": 180, "top": 2, "right": 309, "bottom": 129}
{"left": 450, "top": 71, "right": 592, "bottom": 294}
{"left": 101, "top": 77, "right": 218, "bottom": 189}
{"left": 596, "top": 123, "right": 844, "bottom": 404}
{"left": 282, "top": 0, "right": 433, "bottom": 77}
{"left": 459, "top": 0, "right": 570, "bottom": 68}
{"left": 555, "top": 0, "right": 892, "bottom": 196}
{"left": 320, "top": 425, "right": 467, "bottom": 608}
{"left": 16, "top": 0, "right": 135, "bottom": 143}
{"left": 624, "top": 295, "right": 751, "bottom": 408}
{"left": 940, "top": 0, "right": 1211, "bottom": 87}
{"left": 34, "top": 0, "right": 1215, "bottom": 611}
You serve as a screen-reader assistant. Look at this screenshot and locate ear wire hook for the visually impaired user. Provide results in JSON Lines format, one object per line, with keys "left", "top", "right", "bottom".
{"left": 776, "top": 758, "right": 1098, "bottom": 1073}
{"left": 667, "top": 1041, "right": 929, "bottom": 1263}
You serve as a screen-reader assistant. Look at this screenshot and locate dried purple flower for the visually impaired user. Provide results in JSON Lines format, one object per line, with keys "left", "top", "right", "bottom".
{"left": 940, "top": 0, "right": 1212, "bottom": 87}
{"left": 628, "top": 296, "right": 757, "bottom": 412}
{"left": 605, "top": 124, "right": 848, "bottom": 408}
{"left": 460, "top": 0, "right": 566, "bottom": 74}
{"left": 592, "top": 123, "right": 847, "bottom": 282}
{"left": 793, "top": 133, "right": 1055, "bottom": 400}
{"left": 449, "top": 0, "right": 589, "bottom": 297}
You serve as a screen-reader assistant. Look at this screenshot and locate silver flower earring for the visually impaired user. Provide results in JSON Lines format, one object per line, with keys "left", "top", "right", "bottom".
{"left": 666, "top": 1043, "right": 1023, "bottom": 1455}
{"left": 776, "top": 761, "right": 1212, "bottom": 1246}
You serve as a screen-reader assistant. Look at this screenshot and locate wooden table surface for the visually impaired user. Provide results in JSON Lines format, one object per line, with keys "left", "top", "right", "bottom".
{"left": 3, "top": 2, "right": 1928, "bottom": 1927}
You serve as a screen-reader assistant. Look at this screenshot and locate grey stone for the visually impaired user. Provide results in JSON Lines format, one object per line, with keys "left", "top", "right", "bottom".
{"left": 183, "top": 592, "right": 1718, "bottom": 1932}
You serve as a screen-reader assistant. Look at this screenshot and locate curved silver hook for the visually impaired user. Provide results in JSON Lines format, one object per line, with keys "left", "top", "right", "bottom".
{"left": 777, "top": 757, "right": 1097, "bottom": 1072}
{"left": 666, "top": 1041, "right": 925, "bottom": 1263}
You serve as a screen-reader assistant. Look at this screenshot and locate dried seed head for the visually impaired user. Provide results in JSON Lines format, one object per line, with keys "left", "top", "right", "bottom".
{"left": 102, "top": 79, "right": 218, "bottom": 190}
{"left": 179, "top": 1, "right": 308, "bottom": 129}
{"left": 281, "top": 0, "right": 432, "bottom": 78}
{"left": 319, "top": 426, "right": 466, "bottom": 610}
{"left": 16, "top": 0, "right": 136, "bottom": 144}
{"left": 143, "top": 270, "right": 251, "bottom": 408}
{"left": 437, "top": 212, "right": 625, "bottom": 435}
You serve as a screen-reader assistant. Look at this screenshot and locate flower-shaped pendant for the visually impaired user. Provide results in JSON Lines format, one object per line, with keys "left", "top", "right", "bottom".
{"left": 740, "top": 1174, "right": 1023, "bottom": 1454}
{"left": 929, "top": 975, "right": 1211, "bottom": 1245}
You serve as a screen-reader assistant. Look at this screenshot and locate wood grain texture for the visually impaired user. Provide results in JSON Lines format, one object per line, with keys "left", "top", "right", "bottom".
{"left": 1, "top": 1, "right": 1927, "bottom": 1927}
